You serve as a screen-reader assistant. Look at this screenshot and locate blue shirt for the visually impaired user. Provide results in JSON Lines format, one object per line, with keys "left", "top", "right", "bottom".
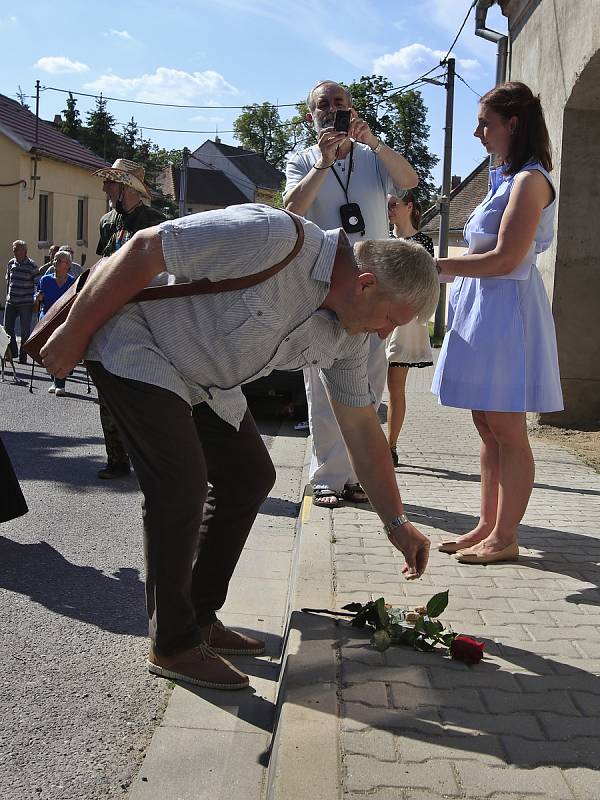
{"left": 38, "top": 273, "right": 75, "bottom": 315}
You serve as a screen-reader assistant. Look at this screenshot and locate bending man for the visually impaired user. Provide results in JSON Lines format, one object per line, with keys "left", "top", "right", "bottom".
{"left": 40, "top": 204, "right": 438, "bottom": 691}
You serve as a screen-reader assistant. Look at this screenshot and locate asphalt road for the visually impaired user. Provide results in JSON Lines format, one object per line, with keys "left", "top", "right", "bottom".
{"left": 0, "top": 362, "right": 280, "bottom": 800}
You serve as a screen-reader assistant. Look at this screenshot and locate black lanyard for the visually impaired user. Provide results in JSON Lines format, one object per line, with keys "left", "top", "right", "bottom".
{"left": 329, "top": 143, "right": 354, "bottom": 203}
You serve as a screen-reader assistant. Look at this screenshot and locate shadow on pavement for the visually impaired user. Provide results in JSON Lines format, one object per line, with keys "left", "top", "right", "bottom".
{"left": 286, "top": 610, "right": 600, "bottom": 772}
{"left": 0, "top": 536, "right": 147, "bottom": 635}
{"left": 396, "top": 461, "right": 600, "bottom": 497}
{"left": 258, "top": 497, "right": 301, "bottom": 518}
{"left": 1, "top": 429, "right": 139, "bottom": 492}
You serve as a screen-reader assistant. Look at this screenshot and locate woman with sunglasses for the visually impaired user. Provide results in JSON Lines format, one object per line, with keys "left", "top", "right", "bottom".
{"left": 386, "top": 190, "right": 434, "bottom": 467}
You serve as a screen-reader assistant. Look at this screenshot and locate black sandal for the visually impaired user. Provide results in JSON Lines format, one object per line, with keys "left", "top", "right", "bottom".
{"left": 341, "top": 483, "right": 369, "bottom": 503}
{"left": 312, "top": 487, "right": 341, "bottom": 508}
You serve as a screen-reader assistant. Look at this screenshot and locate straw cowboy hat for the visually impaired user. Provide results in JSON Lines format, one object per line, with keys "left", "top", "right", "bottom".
{"left": 92, "top": 158, "right": 151, "bottom": 198}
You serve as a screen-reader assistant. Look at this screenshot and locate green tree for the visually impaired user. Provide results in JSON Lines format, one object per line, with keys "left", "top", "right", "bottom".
{"left": 233, "top": 103, "right": 295, "bottom": 170}
{"left": 348, "top": 75, "right": 439, "bottom": 204}
{"left": 120, "top": 116, "right": 139, "bottom": 160}
{"left": 83, "top": 94, "right": 120, "bottom": 163}
{"left": 58, "top": 92, "right": 82, "bottom": 139}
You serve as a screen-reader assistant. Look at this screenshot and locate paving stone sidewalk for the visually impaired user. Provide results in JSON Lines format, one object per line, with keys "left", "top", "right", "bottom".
{"left": 332, "top": 364, "right": 600, "bottom": 799}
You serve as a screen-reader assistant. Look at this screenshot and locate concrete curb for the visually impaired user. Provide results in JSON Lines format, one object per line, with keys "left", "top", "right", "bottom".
{"left": 266, "top": 489, "right": 342, "bottom": 800}
{"left": 126, "top": 419, "right": 310, "bottom": 800}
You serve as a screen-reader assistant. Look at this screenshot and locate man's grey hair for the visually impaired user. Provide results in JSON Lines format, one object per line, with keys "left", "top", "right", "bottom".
{"left": 54, "top": 250, "right": 72, "bottom": 265}
{"left": 12, "top": 240, "right": 27, "bottom": 250}
{"left": 354, "top": 239, "right": 440, "bottom": 323}
{"left": 306, "top": 80, "right": 352, "bottom": 112}
{"left": 59, "top": 245, "right": 74, "bottom": 254}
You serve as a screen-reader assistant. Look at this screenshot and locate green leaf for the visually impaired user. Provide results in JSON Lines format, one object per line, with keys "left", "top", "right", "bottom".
{"left": 374, "top": 597, "right": 390, "bottom": 630}
{"left": 414, "top": 617, "right": 427, "bottom": 634}
{"left": 426, "top": 590, "right": 449, "bottom": 618}
{"left": 414, "top": 636, "right": 436, "bottom": 652}
{"left": 424, "top": 619, "right": 442, "bottom": 638}
{"left": 372, "top": 628, "right": 392, "bottom": 652}
{"left": 390, "top": 625, "right": 417, "bottom": 647}
{"left": 342, "top": 602, "right": 365, "bottom": 613}
{"left": 441, "top": 632, "right": 457, "bottom": 647}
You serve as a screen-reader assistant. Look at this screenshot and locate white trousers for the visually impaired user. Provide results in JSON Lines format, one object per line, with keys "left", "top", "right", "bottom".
{"left": 305, "top": 335, "right": 387, "bottom": 493}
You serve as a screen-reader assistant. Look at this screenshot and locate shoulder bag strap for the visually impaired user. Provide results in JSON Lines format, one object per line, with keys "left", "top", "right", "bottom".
{"left": 129, "top": 209, "right": 305, "bottom": 303}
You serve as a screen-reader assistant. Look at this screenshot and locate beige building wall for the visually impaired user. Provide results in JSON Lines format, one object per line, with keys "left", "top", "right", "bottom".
{"left": 502, "top": 0, "right": 600, "bottom": 425}
{"left": 0, "top": 137, "right": 25, "bottom": 302}
{"left": 1, "top": 142, "right": 106, "bottom": 304}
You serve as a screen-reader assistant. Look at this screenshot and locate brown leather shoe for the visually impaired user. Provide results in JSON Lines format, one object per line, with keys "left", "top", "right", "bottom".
{"left": 147, "top": 642, "right": 249, "bottom": 690}
{"left": 200, "top": 620, "right": 265, "bottom": 656}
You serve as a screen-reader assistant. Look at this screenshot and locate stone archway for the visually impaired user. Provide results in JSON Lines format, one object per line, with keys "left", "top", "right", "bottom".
{"left": 542, "top": 48, "right": 600, "bottom": 427}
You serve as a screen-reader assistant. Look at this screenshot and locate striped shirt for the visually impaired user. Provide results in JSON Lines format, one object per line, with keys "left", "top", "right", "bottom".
{"left": 87, "top": 204, "right": 372, "bottom": 429}
{"left": 5, "top": 257, "right": 38, "bottom": 304}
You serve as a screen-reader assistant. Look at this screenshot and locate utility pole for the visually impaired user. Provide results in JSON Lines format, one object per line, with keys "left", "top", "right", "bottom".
{"left": 434, "top": 58, "right": 455, "bottom": 341}
{"left": 178, "top": 147, "right": 190, "bottom": 218}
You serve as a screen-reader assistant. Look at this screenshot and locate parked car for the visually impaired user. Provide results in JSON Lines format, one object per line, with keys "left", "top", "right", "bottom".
{"left": 242, "top": 369, "right": 307, "bottom": 419}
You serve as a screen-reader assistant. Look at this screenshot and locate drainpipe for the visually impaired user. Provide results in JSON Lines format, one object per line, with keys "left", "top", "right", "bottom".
{"left": 475, "top": 0, "right": 509, "bottom": 85}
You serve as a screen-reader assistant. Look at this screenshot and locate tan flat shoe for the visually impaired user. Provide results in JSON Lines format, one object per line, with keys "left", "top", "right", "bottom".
{"left": 438, "top": 540, "right": 463, "bottom": 554}
{"left": 455, "top": 543, "right": 519, "bottom": 565}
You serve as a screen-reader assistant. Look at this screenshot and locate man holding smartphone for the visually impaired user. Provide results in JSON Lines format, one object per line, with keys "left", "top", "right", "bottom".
{"left": 284, "top": 80, "right": 419, "bottom": 508}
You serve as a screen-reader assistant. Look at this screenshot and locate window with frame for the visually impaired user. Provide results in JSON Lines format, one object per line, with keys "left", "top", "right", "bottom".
{"left": 38, "top": 193, "right": 50, "bottom": 243}
{"left": 77, "top": 196, "right": 88, "bottom": 244}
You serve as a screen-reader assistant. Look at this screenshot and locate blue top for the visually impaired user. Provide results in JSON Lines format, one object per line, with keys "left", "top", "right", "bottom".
{"left": 431, "top": 159, "right": 563, "bottom": 413}
{"left": 464, "top": 160, "right": 555, "bottom": 257}
{"left": 38, "top": 273, "right": 75, "bottom": 314}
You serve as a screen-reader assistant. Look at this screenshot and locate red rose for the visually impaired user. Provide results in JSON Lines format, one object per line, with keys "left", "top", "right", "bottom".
{"left": 450, "top": 635, "right": 485, "bottom": 664}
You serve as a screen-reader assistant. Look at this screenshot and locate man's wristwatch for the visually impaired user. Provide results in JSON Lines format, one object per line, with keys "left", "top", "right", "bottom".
{"left": 371, "top": 138, "right": 383, "bottom": 154}
{"left": 384, "top": 513, "right": 409, "bottom": 535}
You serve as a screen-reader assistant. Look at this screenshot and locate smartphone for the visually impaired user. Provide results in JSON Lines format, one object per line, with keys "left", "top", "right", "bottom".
{"left": 333, "top": 109, "right": 351, "bottom": 134}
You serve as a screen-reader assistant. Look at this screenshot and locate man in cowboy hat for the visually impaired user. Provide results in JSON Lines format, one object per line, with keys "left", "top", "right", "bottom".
{"left": 93, "top": 159, "right": 166, "bottom": 479}
{"left": 95, "top": 158, "right": 166, "bottom": 257}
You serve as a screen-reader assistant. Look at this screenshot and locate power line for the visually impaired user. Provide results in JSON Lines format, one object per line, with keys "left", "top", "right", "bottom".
{"left": 440, "top": 0, "right": 478, "bottom": 65}
{"left": 37, "top": 85, "right": 301, "bottom": 110}
{"left": 455, "top": 72, "right": 480, "bottom": 98}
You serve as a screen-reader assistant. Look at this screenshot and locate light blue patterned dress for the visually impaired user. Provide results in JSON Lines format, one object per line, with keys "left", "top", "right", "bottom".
{"left": 431, "top": 161, "right": 563, "bottom": 413}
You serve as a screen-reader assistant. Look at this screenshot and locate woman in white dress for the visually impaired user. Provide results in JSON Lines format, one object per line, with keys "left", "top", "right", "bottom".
{"left": 433, "top": 82, "right": 563, "bottom": 565}
{"left": 386, "top": 191, "right": 434, "bottom": 467}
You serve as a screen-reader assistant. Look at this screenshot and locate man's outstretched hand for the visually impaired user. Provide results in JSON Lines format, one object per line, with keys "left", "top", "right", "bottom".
{"left": 40, "top": 322, "right": 88, "bottom": 379}
{"left": 386, "top": 521, "right": 430, "bottom": 580}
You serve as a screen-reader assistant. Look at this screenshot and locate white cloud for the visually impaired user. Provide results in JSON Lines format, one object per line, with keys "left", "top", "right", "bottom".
{"left": 83, "top": 67, "right": 239, "bottom": 105}
{"left": 373, "top": 43, "right": 479, "bottom": 83}
{"left": 457, "top": 58, "right": 479, "bottom": 71}
{"left": 0, "top": 15, "right": 17, "bottom": 27}
{"left": 105, "top": 29, "right": 132, "bottom": 39}
{"left": 34, "top": 56, "right": 90, "bottom": 74}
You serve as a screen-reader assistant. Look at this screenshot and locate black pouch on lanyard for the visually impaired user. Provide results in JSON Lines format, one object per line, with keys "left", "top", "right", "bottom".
{"left": 339, "top": 202, "right": 365, "bottom": 236}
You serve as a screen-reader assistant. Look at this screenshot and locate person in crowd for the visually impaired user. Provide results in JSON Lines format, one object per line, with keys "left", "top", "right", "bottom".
{"left": 386, "top": 190, "right": 434, "bottom": 466}
{"left": 38, "top": 245, "right": 60, "bottom": 279}
{"left": 40, "top": 203, "right": 438, "bottom": 690}
{"left": 35, "top": 250, "right": 76, "bottom": 397}
{"left": 58, "top": 246, "right": 83, "bottom": 279}
{"left": 92, "top": 159, "right": 166, "bottom": 479}
{"left": 3, "top": 240, "right": 38, "bottom": 365}
{"left": 433, "top": 81, "right": 563, "bottom": 565}
{"left": 284, "top": 80, "right": 419, "bottom": 508}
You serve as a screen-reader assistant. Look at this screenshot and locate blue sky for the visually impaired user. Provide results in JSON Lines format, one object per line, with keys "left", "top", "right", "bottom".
{"left": 1, "top": 0, "right": 507, "bottom": 185}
